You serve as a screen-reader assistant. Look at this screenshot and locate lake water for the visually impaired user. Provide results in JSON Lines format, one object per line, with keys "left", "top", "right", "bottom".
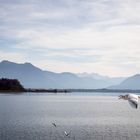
{"left": 1, "top": 92, "right": 140, "bottom": 140}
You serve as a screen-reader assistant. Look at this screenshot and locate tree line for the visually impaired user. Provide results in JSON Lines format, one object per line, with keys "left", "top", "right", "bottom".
{"left": 0, "top": 78, "right": 25, "bottom": 92}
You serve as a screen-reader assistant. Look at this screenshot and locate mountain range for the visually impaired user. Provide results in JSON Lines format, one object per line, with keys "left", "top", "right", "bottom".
{"left": 0, "top": 60, "right": 139, "bottom": 89}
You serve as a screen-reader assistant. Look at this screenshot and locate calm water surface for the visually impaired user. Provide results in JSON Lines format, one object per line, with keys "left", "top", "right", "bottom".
{"left": 0, "top": 92, "right": 140, "bottom": 140}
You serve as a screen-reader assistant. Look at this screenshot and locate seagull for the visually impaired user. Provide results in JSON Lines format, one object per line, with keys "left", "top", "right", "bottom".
{"left": 64, "top": 131, "right": 70, "bottom": 136}
{"left": 119, "top": 93, "right": 140, "bottom": 109}
{"left": 52, "top": 123, "right": 57, "bottom": 127}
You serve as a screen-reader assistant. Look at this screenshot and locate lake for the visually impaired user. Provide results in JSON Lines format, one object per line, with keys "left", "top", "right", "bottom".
{"left": 0, "top": 92, "right": 140, "bottom": 140}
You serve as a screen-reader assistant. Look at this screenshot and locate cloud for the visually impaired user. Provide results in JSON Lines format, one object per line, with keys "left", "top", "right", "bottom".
{"left": 0, "top": 0, "right": 140, "bottom": 76}
{"left": 0, "top": 50, "right": 26, "bottom": 62}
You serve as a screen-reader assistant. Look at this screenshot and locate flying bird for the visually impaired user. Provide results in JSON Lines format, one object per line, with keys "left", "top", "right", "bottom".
{"left": 64, "top": 131, "right": 70, "bottom": 136}
{"left": 119, "top": 93, "right": 140, "bottom": 109}
{"left": 52, "top": 123, "right": 57, "bottom": 127}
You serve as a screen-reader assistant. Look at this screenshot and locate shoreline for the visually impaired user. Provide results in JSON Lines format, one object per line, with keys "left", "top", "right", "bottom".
{"left": 1, "top": 88, "right": 140, "bottom": 93}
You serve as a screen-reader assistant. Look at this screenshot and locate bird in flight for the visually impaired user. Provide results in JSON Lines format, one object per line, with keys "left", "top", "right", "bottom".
{"left": 119, "top": 93, "right": 140, "bottom": 109}
{"left": 52, "top": 123, "right": 57, "bottom": 127}
{"left": 64, "top": 131, "right": 70, "bottom": 136}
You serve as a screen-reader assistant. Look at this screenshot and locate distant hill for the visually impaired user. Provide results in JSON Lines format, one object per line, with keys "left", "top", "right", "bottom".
{"left": 109, "top": 74, "right": 140, "bottom": 90}
{"left": 0, "top": 60, "right": 125, "bottom": 89}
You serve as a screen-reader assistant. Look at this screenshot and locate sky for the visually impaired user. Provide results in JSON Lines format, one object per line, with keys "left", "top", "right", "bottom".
{"left": 0, "top": 0, "right": 140, "bottom": 77}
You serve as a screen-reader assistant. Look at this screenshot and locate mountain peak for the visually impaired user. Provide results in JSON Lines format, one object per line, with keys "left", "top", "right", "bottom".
{"left": 1, "top": 60, "right": 18, "bottom": 65}
{"left": 1, "top": 60, "right": 11, "bottom": 63}
{"left": 109, "top": 74, "right": 140, "bottom": 90}
{"left": 24, "top": 62, "right": 33, "bottom": 66}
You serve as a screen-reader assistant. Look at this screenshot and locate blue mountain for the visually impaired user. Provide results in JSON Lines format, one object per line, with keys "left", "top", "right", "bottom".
{"left": 0, "top": 60, "right": 125, "bottom": 89}
{"left": 109, "top": 74, "right": 140, "bottom": 90}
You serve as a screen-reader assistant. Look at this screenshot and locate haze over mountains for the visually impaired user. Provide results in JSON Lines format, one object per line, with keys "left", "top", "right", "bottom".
{"left": 0, "top": 60, "right": 139, "bottom": 89}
